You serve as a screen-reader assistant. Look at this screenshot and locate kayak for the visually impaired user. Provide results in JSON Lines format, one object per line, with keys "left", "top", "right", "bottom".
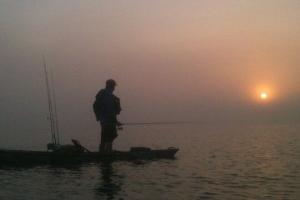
{"left": 0, "top": 147, "right": 179, "bottom": 166}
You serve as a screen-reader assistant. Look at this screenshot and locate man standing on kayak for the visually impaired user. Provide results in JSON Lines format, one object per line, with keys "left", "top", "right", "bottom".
{"left": 93, "top": 79, "right": 122, "bottom": 152}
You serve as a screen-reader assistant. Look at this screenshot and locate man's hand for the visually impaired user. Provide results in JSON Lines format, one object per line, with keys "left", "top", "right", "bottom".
{"left": 117, "top": 121, "right": 123, "bottom": 130}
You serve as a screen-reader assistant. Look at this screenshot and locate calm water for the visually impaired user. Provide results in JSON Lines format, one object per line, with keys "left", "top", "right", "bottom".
{"left": 1, "top": 124, "right": 300, "bottom": 200}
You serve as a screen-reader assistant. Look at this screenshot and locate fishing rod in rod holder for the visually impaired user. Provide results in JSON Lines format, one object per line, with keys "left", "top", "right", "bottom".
{"left": 43, "top": 56, "right": 61, "bottom": 149}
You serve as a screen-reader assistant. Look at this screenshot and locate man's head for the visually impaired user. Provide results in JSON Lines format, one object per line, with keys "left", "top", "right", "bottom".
{"left": 105, "top": 79, "right": 117, "bottom": 91}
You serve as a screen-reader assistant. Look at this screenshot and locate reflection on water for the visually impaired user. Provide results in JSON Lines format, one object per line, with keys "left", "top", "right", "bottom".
{"left": 96, "top": 161, "right": 122, "bottom": 200}
{"left": 0, "top": 124, "right": 300, "bottom": 199}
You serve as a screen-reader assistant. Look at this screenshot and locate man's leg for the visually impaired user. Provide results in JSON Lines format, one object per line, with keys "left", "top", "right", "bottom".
{"left": 106, "top": 142, "right": 113, "bottom": 152}
{"left": 99, "top": 140, "right": 105, "bottom": 152}
{"left": 107, "top": 123, "right": 117, "bottom": 152}
{"left": 99, "top": 123, "right": 106, "bottom": 152}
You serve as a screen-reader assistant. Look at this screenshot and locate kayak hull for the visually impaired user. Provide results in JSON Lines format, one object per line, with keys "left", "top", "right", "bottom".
{"left": 0, "top": 147, "right": 179, "bottom": 166}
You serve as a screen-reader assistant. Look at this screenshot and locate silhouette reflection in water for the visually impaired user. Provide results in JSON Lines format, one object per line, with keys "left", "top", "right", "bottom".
{"left": 96, "top": 161, "right": 123, "bottom": 200}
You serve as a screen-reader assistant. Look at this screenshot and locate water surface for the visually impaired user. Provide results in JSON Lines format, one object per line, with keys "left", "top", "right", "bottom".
{"left": 1, "top": 124, "right": 300, "bottom": 200}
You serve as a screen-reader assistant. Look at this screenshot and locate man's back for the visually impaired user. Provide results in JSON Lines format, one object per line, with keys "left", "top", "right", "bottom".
{"left": 94, "top": 89, "right": 121, "bottom": 122}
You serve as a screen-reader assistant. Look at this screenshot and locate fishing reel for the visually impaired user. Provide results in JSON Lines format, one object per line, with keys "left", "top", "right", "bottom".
{"left": 117, "top": 121, "right": 123, "bottom": 130}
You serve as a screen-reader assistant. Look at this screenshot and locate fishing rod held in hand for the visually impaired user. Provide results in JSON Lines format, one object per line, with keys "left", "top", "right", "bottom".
{"left": 121, "top": 121, "right": 199, "bottom": 126}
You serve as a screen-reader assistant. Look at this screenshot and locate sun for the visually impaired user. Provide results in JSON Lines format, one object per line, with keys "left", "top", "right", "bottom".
{"left": 252, "top": 84, "right": 275, "bottom": 103}
{"left": 260, "top": 92, "right": 268, "bottom": 100}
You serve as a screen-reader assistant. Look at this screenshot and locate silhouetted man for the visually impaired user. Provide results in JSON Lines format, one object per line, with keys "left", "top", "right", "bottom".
{"left": 93, "top": 79, "right": 122, "bottom": 152}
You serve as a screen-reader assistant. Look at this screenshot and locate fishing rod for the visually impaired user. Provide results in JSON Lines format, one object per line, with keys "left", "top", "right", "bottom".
{"left": 43, "top": 56, "right": 59, "bottom": 145}
{"left": 43, "top": 56, "right": 56, "bottom": 144}
{"left": 121, "top": 121, "right": 199, "bottom": 126}
{"left": 49, "top": 66, "right": 60, "bottom": 144}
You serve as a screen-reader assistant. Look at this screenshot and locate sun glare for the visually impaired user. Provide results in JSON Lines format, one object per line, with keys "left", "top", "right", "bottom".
{"left": 252, "top": 84, "right": 276, "bottom": 103}
{"left": 260, "top": 92, "right": 268, "bottom": 100}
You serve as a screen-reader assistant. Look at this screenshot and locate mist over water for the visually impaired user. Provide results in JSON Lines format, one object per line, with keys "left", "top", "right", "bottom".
{"left": 0, "top": 1, "right": 299, "bottom": 199}
{"left": 0, "top": 0, "right": 300, "bottom": 149}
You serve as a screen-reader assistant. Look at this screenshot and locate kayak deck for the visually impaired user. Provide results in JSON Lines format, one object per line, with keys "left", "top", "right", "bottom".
{"left": 0, "top": 147, "right": 179, "bottom": 166}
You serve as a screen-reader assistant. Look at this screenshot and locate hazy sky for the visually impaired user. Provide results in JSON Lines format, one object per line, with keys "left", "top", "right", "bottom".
{"left": 0, "top": 0, "right": 299, "bottom": 149}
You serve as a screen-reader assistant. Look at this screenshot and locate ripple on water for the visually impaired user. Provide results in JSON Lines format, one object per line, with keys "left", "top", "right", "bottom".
{"left": 1, "top": 124, "right": 300, "bottom": 200}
